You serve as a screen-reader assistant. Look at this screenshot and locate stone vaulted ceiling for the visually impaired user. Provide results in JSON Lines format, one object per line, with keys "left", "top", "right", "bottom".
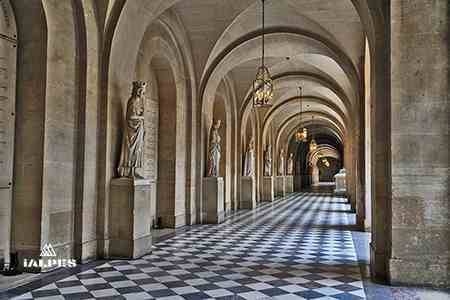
{"left": 171, "top": 0, "right": 364, "bottom": 145}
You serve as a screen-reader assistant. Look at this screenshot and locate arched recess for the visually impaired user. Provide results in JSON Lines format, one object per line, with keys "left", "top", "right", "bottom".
{"left": 211, "top": 92, "right": 232, "bottom": 213}
{"left": 199, "top": 73, "right": 237, "bottom": 218}
{"left": 133, "top": 20, "right": 188, "bottom": 229}
{"left": 0, "top": 0, "right": 17, "bottom": 266}
{"left": 101, "top": 8, "right": 196, "bottom": 245}
{"left": 239, "top": 108, "right": 257, "bottom": 205}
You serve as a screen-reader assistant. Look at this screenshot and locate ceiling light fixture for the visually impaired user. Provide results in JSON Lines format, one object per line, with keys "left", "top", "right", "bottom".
{"left": 295, "top": 87, "right": 307, "bottom": 142}
{"left": 309, "top": 115, "right": 317, "bottom": 151}
{"left": 253, "top": 0, "right": 273, "bottom": 108}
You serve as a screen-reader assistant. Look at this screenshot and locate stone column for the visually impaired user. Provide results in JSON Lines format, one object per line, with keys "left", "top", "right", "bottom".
{"left": 108, "top": 178, "right": 152, "bottom": 259}
{"left": 240, "top": 176, "right": 256, "bottom": 209}
{"left": 202, "top": 177, "right": 225, "bottom": 224}
{"left": 262, "top": 177, "right": 275, "bottom": 202}
{"left": 390, "top": 0, "right": 449, "bottom": 287}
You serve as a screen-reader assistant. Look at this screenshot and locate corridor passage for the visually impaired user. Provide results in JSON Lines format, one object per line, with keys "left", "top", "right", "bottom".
{"left": 12, "top": 193, "right": 365, "bottom": 299}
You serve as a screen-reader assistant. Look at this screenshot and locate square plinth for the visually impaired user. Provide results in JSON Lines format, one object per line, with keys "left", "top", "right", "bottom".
{"left": 262, "top": 177, "right": 275, "bottom": 202}
{"left": 240, "top": 176, "right": 256, "bottom": 209}
{"left": 109, "top": 177, "right": 152, "bottom": 259}
{"left": 285, "top": 176, "right": 294, "bottom": 193}
{"left": 202, "top": 177, "right": 225, "bottom": 224}
{"left": 274, "top": 176, "right": 286, "bottom": 198}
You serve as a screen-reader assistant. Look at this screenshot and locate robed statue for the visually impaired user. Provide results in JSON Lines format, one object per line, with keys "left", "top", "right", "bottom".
{"left": 287, "top": 153, "right": 294, "bottom": 175}
{"left": 118, "top": 81, "right": 147, "bottom": 178}
{"left": 264, "top": 144, "right": 272, "bottom": 176}
{"left": 207, "top": 119, "right": 222, "bottom": 177}
{"left": 278, "top": 148, "right": 285, "bottom": 176}
{"left": 243, "top": 137, "right": 255, "bottom": 177}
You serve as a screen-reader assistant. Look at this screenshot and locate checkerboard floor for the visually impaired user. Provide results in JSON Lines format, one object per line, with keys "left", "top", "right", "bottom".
{"left": 12, "top": 193, "right": 366, "bottom": 299}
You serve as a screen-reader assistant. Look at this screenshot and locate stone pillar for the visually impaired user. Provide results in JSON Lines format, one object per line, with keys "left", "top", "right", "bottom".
{"left": 390, "top": 0, "right": 449, "bottom": 287}
{"left": 240, "top": 177, "right": 256, "bottom": 209}
{"left": 108, "top": 178, "right": 152, "bottom": 259}
{"left": 285, "top": 176, "right": 294, "bottom": 193}
{"left": 202, "top": 177, "right": 225, "bottom": 224}
{"left": 274, "top": 176, "right": 285, "bottom": 198}
{"left": 262, "top": 177, "right": 275, "bottom": 202}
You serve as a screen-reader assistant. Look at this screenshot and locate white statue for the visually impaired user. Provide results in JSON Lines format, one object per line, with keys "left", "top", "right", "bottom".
{"left": 278, "top": 149, "right": 285, "bottom": 176}
{"left": 287, "top": 153, "right": 294, "bottom": 175}
{"left": 264, "top": 144, "right": 272, "bottom": 176}
{"left": 243, "top": 137, "right": 255, "bottom": 177}
{"left": 118, "top": 81, "right": 147, "bottom": 178}
{"left": 207, "top": 119, "right": 222, "bottom": 177}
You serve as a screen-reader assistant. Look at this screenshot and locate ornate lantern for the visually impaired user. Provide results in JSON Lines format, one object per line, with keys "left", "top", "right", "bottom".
{"left": 309, "top": 115, "right": 317, "bottom": 151}
{"left": 295, "top": 87, "right": 308, "bottom": 142}
{"left": 253, "top": 0, "right": 273, "bottom": 107}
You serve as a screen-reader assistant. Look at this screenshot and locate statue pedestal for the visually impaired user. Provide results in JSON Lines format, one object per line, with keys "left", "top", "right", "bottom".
{"left": 262, "top": 176, "right": 275, "bottom": 202}
{"left": 240, "top": 176, "right": 256, "bottom": 209}
{"left": 202, "top": 177, "right": 225, "bottom": 224}
{"left": 274, "top": 176, "right": 286, "bottom": 198}
{"left": 108, "top": 177, "right": 152, "bottom": 259}
{"left": 285, "top": 176, "right": 294, "bottom": 193}
{"left": 334, "top": 169, "right": 346, "bottom": 196}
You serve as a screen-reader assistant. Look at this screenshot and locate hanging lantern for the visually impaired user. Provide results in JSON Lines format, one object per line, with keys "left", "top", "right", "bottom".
{"left": 309, "top": 138, "right": 318, "bottom": 152}
{"left": 253, "top": 66, "right": 274, "bottom": 107}
{"left": 309, "top": 115, "right": 317, "bottom": 151}
{"left": 295, "top": 87, "right": 307, "bottom": 142}
{"left": 253, "top": 0, "right": 273, "bottom": 107}
{"left": 295, "top": 127, "right": 308, "bottom": 142}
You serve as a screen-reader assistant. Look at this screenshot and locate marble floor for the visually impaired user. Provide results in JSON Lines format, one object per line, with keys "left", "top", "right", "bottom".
{"left": 5, "top": 192, "right": 368, "bottom": 299}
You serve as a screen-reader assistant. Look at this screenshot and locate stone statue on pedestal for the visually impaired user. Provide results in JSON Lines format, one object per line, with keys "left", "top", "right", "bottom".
{"left": 243, "top": 137, "right": 255, "bottom": 177}
{"left": 207, "top": 119, "right": 222, "bottom": 177}
{"left": 278, "top": 149, "right": 285, "bottom": 176}
{"left": 264, "top": 144, "right": 272, "bottom": 176}
{"left": 118, "top": 81, "right": 147, "bottom": 178}
{"left": 287, "top": 153, "right": 294, "bottom": 175}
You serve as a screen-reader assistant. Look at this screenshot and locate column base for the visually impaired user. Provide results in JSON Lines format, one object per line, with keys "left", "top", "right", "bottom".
{"left": 389, "top": 256, "right": 450, "bottom": 287}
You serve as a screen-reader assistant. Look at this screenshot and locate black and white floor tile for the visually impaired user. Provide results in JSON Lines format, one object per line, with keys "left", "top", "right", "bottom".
{"left": 12, "top": 193, "right": 366, "bottom": 299}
